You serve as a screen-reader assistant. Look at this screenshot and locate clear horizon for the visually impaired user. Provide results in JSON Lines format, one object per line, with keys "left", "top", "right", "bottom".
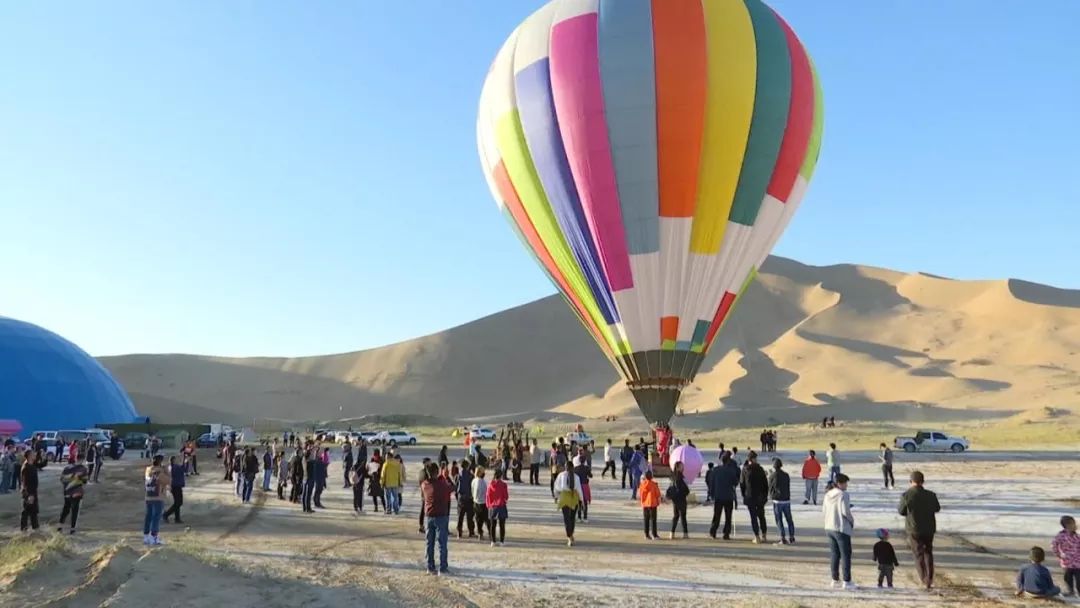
{"left": 2, "top": 1, "right": 1078, "bottom": 357}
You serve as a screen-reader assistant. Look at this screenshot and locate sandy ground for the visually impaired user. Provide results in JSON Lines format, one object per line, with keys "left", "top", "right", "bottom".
{"left": 3, "top": 445, "right": 1079, "bottom": 607}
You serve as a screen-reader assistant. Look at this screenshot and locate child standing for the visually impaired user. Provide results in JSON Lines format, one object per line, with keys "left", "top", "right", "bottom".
{"left": 872, "top": 528, "right": 900, "bottom": 588}
{"left": 639, "top": 470, "right": 660, "bottom": 540}
{"left": 1051, "top": 515, "right": 1080, "bottom": 596}
{"left": 486, "top": 469, "right": 509, "bottom": 547}
{"left": 1016, "top": 546, "right": 1061, "bottom": 599}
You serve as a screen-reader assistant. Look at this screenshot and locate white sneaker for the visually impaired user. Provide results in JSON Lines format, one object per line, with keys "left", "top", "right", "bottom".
{"left": 152, "top": 536, "right": 164, "bottom": 545}
{"left": 829, "top": 580, "right": 841, "bottom": 589}
{"left": 490, "top": 541, "right": 496, "bottom": 548}
{"left": 842, "top": 582, "right": 858, "bottom": 591}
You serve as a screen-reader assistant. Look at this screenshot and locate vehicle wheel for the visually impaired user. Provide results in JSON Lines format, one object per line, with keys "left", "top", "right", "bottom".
{"left": 950, "top": 443, "right": 965, "bottom": 453}
{"left": 903, "top": 443, "right": 916, "bottom": 453}
{"left": 409, "top": 438, "right": 417, "bottom": 445}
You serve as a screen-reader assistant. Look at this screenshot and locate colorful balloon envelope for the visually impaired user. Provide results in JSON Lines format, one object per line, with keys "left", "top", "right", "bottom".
{"left": 477, "top": 0, "right": 823, "bottom": 424}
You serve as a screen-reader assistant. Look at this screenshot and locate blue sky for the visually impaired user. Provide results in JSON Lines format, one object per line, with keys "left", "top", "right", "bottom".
{"left": 2, "top": 1, "right": 1077, "bottom": 357}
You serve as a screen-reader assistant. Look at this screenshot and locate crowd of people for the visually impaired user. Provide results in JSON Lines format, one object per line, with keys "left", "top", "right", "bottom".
{"left": 8, "top": 426, "right": 1080, "bottom": 599}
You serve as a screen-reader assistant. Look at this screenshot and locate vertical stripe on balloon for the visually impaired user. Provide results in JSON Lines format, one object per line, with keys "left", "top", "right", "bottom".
{"left": 550, "top": 8, "right": 634, "bottom": 293}
{"left": 727, "top": 0, "right": 792, "bottom": 227}
{"left": 766, "top": 10, "right": 815, "bottom": 202}
{"left": 688, "top": 0, "right": 756, "bottom": 254}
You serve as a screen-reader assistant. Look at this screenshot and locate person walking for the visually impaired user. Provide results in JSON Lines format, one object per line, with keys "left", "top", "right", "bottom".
{"left": 619, "top": 439, "right": 633, "bottom": 489}
{"left": 573, "top": 451, "right": 592, "bottom": 522}
{"left": 0, "top": 444, "right": 15, "bottom": 494}
{"left": 20, "top": 450, "right": 40, "bottom": 532}
{"left": 769, "top": 458, "right": 795, "bottom": 545}
{"left": 367, "top": 454, "right": 385, "bottom": 512}
{"left": 84, "top": 441, "right": 98, "bottom": 483}
{"left": 898, "top": 470, "right": 941, "bottom": 590}
{"left": 666, "top": 461, "right": 690, "bottom": 540}
{"left": 879, "top": 443, "right": 895, "bottom": 489}
{"left": 550, "top": 443, "right": 567, "bottom": 499}
{"left": 801, "top": 450, "right": 822, "bottom": 505}
{"left": 302, "top": 450, "right": 317, "bottom": 513}
{"left": 289, "top": 449, "right": 304, "bottom": 503}
{"left": 485, "top": 469, "right": 509, "bottom": 546}
{"left": 629, "top": 445, "right": 647, "bottom": 500}
{"left": 342, "top": 440, "right": 354, "bottom": 489}
{"left": 601, "top": 439, "right": 616, "bottom": 479}
{"left": 163, "top": 455, "right": 186, "bottom": 524}
{"left": 740, "top": 452, "right": 769, "bottom": 544}
{"left": 472, "top": 466, "right": 489, "bottom": 541}
{"left": 242, "top": 448, "right": 259, "bottom": 504}
{"left": 57, "top": 453, "right": 88, "bottom": 534}
{"left": 314, "top": 447, "right": 329, "bottom": 508}
{"left": 823, "top": 473, "right": 856, "bottom": 589}
{"left": 143, "top": 454, "right": 171, "bottom": 545}
{"left": 639, "top": 470, "right": 660, "bottom": 540}
{"left": 380, "top": 451, "right": 404, "bottom": 515}
{"left": 232, "top": 449, "right": 243, "bottom": 497}
{"left": 421, "top": 462, "right": 453, "bottom": 575}
{"left": 455, "top": 461, "right": 476, "bottom": 538}
{"left": 708, "top": 452, "right": 739, "bottom": 540}
{"left": 259, "top": 446, "right": 272, "bottom": 492}
{"left": 527, "top": 439, "right": 542, "bottom": 486}
{"left": 826, "top": 443, "right": 840, "bottom": 484}
{"left": 554, "top": 461, "right": 584, "bottom": 546}
{"left": 873, "top": 529, "right": 900, "bottom": 589}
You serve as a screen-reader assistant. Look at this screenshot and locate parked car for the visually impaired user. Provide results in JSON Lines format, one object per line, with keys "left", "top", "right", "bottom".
{"left": 335, "top": 431, "right": 354, "bottom": 444}
{"left": 469, "top": 427, "right": 497, "bottom": 440}
{"left": 44, "top": 429, "right": 124, "bottom": 461}
{"left": 196, "top": 432, "right": 218, "bottom": 448}
{"left": 122, "top": 432, "right": 150, "bottom": 450}
{"left": 894, "top": 430, "right": 970, "bottom": 453}
{"left": 376, "top": 430, "right": 417, "bottom": 446}
{"left": 357, "top": 431, "right": 379, "bottom": 444}
{"left": 564, "top": 431, "right": 593, "bottom": 446}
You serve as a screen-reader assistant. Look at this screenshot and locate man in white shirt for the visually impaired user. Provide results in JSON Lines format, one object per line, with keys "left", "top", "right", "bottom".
{"left": 601, "top": 439, "right": 616, "bottom": 479}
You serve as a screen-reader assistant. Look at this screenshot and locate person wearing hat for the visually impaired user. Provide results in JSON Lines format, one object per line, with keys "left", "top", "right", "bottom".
{"left": 872, "top": 529, "right": 900, "bottom": 588}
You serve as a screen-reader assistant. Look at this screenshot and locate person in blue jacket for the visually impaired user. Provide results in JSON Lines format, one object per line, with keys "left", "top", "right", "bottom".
{"left": 628, "top": 446, "right": 647, "bottom": 500}
{"left": 1017, "top": 546, "right": 1061, "bottom": 598}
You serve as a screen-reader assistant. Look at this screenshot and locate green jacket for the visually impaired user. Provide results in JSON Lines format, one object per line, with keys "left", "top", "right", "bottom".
{"left": 898, "top": 485, "right": 940, "bottom": 537}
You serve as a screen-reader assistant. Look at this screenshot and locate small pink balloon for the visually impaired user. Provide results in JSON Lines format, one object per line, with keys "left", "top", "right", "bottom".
{"left": 670, "top": 445, "right": 704, "bottom": 485}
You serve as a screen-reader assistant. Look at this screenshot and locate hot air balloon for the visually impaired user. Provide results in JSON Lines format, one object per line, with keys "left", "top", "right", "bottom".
{"left": 477, "top": 0, "right": 823, "bottom": 425}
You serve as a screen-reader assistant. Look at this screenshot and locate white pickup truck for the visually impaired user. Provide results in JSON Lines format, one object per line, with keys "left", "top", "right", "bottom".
{"left": 894, "top": 431, "right": 970, "bottom": 453}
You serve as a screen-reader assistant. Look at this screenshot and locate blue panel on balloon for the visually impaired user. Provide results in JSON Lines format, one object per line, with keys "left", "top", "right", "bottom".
{"left": 0, "top": 317, "right": 139, "bottom": 435}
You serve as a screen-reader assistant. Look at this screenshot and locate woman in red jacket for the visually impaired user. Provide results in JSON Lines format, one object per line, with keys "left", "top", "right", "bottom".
{"left": 485, "top": 469, "right": 509, "bottom": 547}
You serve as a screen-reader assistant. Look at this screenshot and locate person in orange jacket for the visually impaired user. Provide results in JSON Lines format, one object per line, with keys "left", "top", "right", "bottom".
{"left": 802, "top": 449, "right": 822, "bottom": 505}
{"left": 639, "top": 470, "right": 661, "bottom": 540}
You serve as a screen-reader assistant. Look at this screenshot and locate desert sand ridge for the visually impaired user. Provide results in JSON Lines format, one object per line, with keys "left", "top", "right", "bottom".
{"left": 99, "top": 256, "right": 1080, "bottom": 425}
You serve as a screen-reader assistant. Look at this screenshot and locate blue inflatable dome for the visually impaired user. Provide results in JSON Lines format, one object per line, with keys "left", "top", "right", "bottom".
{"left": 0, "top": 317, "right": 138, "bottom": 435}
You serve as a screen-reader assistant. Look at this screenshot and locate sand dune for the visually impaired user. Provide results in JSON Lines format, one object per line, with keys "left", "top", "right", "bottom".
{"left": 99, "top": 256, "right": 1080, "bottom": 425}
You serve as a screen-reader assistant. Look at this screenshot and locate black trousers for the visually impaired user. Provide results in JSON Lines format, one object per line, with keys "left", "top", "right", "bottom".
{"left": 474, "top": 504, "right": 488, "bottom": 538}
{"left": 343, "top": 459, "right": 353, "bottom": 487}
{"left": 621, "top": 464, "right": 629, "bottom": 488}
{"left": 643, "top": 507, "right": 658, "bottom": 537}
{"left": 164, "top": 486, "right": 183, "bottom": 521}
{"left": 352, "top": 484, "right": 364, "bottom": 511}
{"left": 561, "top": 506, "right": 577, "bottom": 537}
{"left": 529, "top": 463, "right": 540, "bottom": 485}
{"left": 302, "top": 481, "right": 315, "bottom": 512}
{"left": 457, "top": 498, "right": 475, "bottom": 535}
{"left": 747, "top": 502, "right": 767, "bottom": 538}
{"left": 191, "top": 454, "right": 198, "bottom": 474}
{"left": 671, "top": 500, "right": 688, "bottom": 535}
{"left": 601, "top": 461, "right": 615, "bottom": 478}
{"left": 489, "top": 511, "right": 506, "bottom": 543}
{"left": 59, "top": 496, "right": 82, "bottom": 528}
{"left": 549, "top": 469, "right": 557, "bottom": 497}
{"left": 314, "top": 482, "right": 325, "bottom": 507}
{"left": 290, "top": 477, "right": 303, "bottom": 502}
{"left": 1064, "top": 568, "right": 1080, "bottom": 593}
{"left": 710, "top": 500, "right": 734, "bottom": 538}
{"left": 21, "top": 494, "right": 39, "bottom": 530}
{"left": 882, "top": 464, "right": 895, "bottom": 488}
